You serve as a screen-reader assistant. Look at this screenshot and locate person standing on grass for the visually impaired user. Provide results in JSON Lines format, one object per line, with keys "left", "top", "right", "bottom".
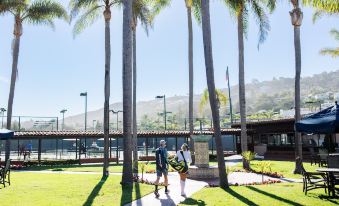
{"left": 176, "top": 143, "right": 192, "bottom": 196}
{"left": 154, "top": 140, "right": 169, "bottom": 197}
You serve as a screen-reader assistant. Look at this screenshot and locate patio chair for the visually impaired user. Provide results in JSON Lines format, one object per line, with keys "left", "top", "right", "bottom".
{"left": 301, "top": 160, "right": 328, "bottom": 195}
{"left": 327, "top": 155, "right": 339, "bottom": 168}
{"left": 318, "top": 149, "right": 328, "bottom": 167}
{"left": 0, "top": 159, "right": 11, "bottom": 187}
{"left": 308, "top": 147, "right": 320, "bottom": 166}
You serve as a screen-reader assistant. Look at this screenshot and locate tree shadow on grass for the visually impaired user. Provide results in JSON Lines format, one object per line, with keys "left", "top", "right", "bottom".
{"left": 83, "top": 176, "right": 108, "bottom": 206}
{"left": 223, "top": 187, "right": 259, "bottom": 206}
{"left": 120, "top": 182, "right": 133, "bottom": 206}
{"left": 247, "top": 186, "right": 303, "bottom": 206}
{"left": 180, "top": 198, "right": 206, "bottom": 206}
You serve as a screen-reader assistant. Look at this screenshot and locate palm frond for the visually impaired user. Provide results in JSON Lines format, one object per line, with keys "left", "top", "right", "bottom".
{"left": 148, "top": 0, "right": 171, "bottom": 24}
{"left": 0, "top": 0, "right": 26, "bottom": 15}
{"left": 242, "top": 5, "right": 249, "bottom": 39}
{"left": 72, "top": 4, "right": 102, "bottom": 37}
{"left": 24, "top": 0, "right": 68, "bottom": 24}
{"left": 69, "top": 0, "right": 101, "bottom": 21}
{"left": 251, "top": 0, "right": 270, "bottom": 48}
{"left": 330, "top": 29, "right": 339, "bottom": 41}
{"left": 133, "top": 0, "right": 152, "bottom": 35}
{"left": 320, "top": 48, "right": 339, "bottom": 57}
{"left": 192, "top": 0, "right": 201, "bottom": 24}
{"left": 303, "top": 0, "right": 339, "bottom": 13}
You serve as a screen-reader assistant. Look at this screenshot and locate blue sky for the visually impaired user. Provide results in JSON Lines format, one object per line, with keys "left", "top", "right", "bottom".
{"left": 0, "top": 1, "right": 338, "bottom": 118}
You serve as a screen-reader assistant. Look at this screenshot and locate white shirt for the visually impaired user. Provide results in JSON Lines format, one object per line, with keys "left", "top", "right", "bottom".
{"left": 176, "top": 150, "right": 192, "bottom": 164}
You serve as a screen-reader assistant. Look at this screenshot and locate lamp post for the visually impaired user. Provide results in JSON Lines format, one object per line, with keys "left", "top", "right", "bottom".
{"left": 60, "top": 109, "right": 67, "bottom": 131}
{"left": 110, "top": 110, "right": 123, "bottom": 163}
{"left": 155, "top": 95, "right": 169, "bottom": 130}
{"left": 80, "top": 92, "right": 88, "bottom": 130}
{"left": 80, "top": 92, "right": 88, "bottom": 158}
{"left": 93, "top": 120, "right": 97, "bottom": 131}
{"left": 0, "top": 108, "right": 6, "bottom": 129}
{"left": 110, "top": 110, "right": 123, "bottom": 130}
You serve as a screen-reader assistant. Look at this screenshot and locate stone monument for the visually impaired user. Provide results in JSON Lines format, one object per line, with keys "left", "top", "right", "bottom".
{"left": 188, "top": 135, "right": 219, "bottom": 179}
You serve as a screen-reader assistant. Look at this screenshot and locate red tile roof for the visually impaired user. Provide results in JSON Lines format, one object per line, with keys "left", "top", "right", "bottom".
{"left": 13, "top": 129, "right": 245, "bottom": 139}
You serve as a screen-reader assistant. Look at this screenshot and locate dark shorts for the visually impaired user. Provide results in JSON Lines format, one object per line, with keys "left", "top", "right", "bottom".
{"left": 156, "top": 169, "right": 168, "bottom": 177}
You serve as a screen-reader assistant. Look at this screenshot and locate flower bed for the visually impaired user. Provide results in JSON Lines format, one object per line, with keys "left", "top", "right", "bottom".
{"left": 207, "top": 179, "right": 282, "bottom": 187}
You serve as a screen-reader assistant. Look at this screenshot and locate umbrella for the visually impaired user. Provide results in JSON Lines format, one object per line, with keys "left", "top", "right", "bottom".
{"left": 295, "top": 101, "right": 339, "bottom": 134}
{"left": 0, "top": 129, "right": 14, "bottom": 140}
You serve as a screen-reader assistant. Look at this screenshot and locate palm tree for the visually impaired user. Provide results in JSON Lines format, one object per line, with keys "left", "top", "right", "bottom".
{"left": 291, "top": 0, "right": 338, "bottom": 174}
{"left": 131, "top": 0, "right": 152, "bottom": 177}
{"left": 70, "top": 0, "right": 120, "bottom": 177}
{"left": 200, "top": 0, "right": 228, "bottom": 189}
{"left": 289, "top": 0, "right": 303, "bottom": 174}
{"left": 121, "top": 0, "right": 133, "bottom": 185}
{"left": 319, "top": 29, "right": 339, "bottom": 58}
{"left": 225, "top": 0, "right": 275, "bottom": 169}
{"left": 0, "top": 0, "right": 67, "bottom": 162}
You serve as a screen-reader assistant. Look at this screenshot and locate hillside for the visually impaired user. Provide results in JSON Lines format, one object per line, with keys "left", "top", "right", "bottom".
{"left": 61, "top": 70, "right": 339, "bottom": 129}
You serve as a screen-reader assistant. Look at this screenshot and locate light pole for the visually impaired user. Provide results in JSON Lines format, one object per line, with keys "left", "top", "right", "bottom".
{"left": 80, "top": 92, "right": 88, "bottom": 157}
{"left": 93, "top": 120, "right": 97, "bottom": 131}
{"left": 110, "top": 109, "right": 123, "bottom": 163}
{"left": 110, "top": 110, "right": 123, "bottom": 130}
{"left": 80, "top": 92, "right": 88, "bottom": 130}
{"left": 60, "top": 109, "right": 67, "bottom": 131}
{"left": 0, "top": 108, "right": 6, "bottom": 129}
{"left": 155, "top": 95, "right": 169, "bottom": 130}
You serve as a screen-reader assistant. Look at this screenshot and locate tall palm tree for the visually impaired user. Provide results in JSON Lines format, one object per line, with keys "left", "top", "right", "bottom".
{"left": 121, "top": 0, "right": 133, "bottom": 185}
{"left": 319, "top": 29, "right": 339, "bottom": 58}
{"left": 225, "top": 0, "right": 275, "bottom": 169}
{"left": 131, "top": 0, "right": 152, "bottom": 177}
{"left": 291, "top": 0, "right": 338, "bottom": 174}
{"left": 200, "top": 0, "right": 228, "bottom": 189}
{"left": 0, "top": 0, "right": 67, "bottom": 162}
{"left": 70, "top": 0, "right": 119, "bottom": 177}
{"left": 290, "top": 1, "right": 303, "bottom": 174}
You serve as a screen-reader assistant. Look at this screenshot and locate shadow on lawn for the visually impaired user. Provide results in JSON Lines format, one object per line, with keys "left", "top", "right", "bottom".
{"left": 223, "top": 188, "right": 259, "bottom": 206}
{"left": 180, "top": 198, "right": 206, "bottom": 206}
{"left": 120, "top": 182, "right": 134, "bottom": 206}
{"left": 247, "top": 186, "right": 303, "bottom": 206}
{"left": 83, "top": 176, "right": 108, "bottom": 206}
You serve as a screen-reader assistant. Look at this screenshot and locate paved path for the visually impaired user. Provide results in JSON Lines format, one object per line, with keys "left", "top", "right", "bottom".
{"left": 125, "top": 173, "right": 208, "bottom": 206}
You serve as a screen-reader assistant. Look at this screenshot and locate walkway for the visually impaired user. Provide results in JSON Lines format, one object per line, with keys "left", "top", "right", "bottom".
{"left": 125, "top": 173, "right": 208, "bottom": 206}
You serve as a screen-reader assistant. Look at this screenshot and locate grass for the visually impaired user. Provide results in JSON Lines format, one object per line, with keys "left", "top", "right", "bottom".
{"left": 230, "top": 160, "right": 319, "bottom": 179}
{"left": 179, "top": 183, "right": 339, "bottom": 206}
{"left": 23, "top": 160, "right": 318, "bottom": 179}
{"left": 0, "top": 172, "right": 154, "bottom": 206}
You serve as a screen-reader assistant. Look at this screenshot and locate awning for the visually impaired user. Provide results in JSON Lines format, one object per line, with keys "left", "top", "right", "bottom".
{"left": 295, "top": 101, "right": 339, "bottom": 134}
{"left": 0, "top": 129, "right": 14, "bottom": 140}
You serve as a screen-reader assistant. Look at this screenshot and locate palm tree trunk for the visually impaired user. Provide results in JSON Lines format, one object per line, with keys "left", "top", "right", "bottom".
{"left": 5, "top": 35, "right": 21, "bottom": 162}
{"left": 132, "top": 27, "right": 138, "bottom": 176}
{"left": 103, "top": 8, "right": 111, "bottom": 177}
{"left": 294, "top": 25, "right": 302, "bottom": 160}
{"left": 201, "top": 0, "right": 228, "bottom": 189}
{"left": 122, "top": 0, "right": 133, "bottom": 185}
{"left": 290, "top": 4, "right": 303, "bottom": 174}
{"left": 238, "top": 11, "right": 247, "bottom": 155}
{"left": 186, "top": 5, "right": 195, "bottom": 165}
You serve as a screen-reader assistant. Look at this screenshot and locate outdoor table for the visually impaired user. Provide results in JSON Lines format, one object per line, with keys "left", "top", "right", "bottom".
{"left": 316, "top": 168, "right": 339, "bottom": 197}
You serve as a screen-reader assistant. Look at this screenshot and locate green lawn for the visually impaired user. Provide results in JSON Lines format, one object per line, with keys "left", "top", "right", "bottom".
{"left": 23, "top": 160, "right": 318, "bottom": 179}
{"left": 230, "top": 160, "right": 319, "bottom": 179}
{"left": 0, "top": 172, "right": 154, "bottom": 206}
{"left": 180, "top": 183, "right": 339, "bottom": 206}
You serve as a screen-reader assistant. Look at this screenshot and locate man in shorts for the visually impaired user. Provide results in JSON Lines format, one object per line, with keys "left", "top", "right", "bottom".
{"left": 154, "top": 140, "right": 169, "bottom": 197}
